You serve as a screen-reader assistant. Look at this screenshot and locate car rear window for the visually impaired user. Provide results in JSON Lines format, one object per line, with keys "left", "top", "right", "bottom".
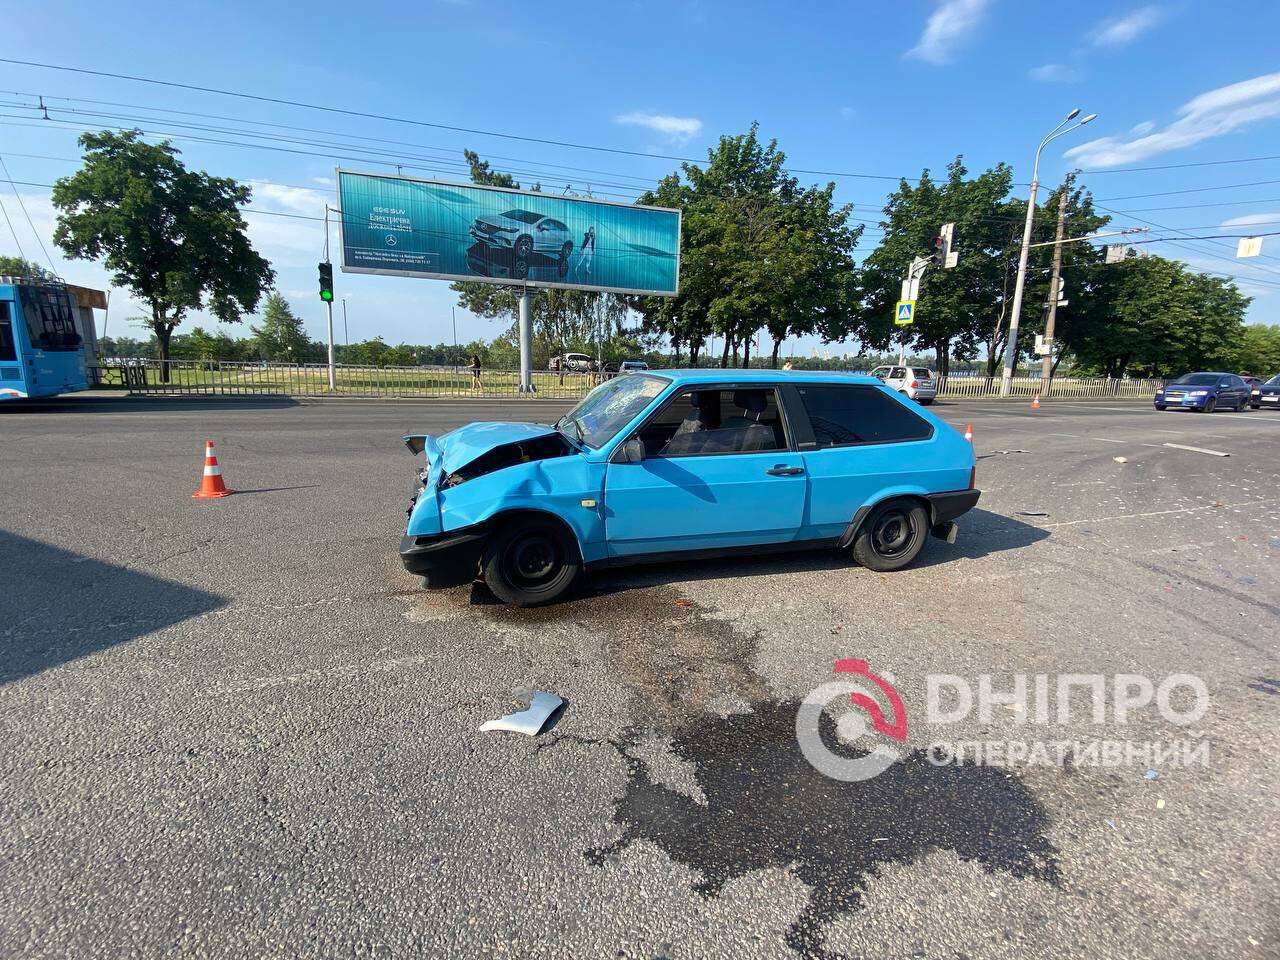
{"left": 796, "top": 385, "right": 933, "bottom": 447}
{"left": 911, "top": 369, "right": 935, "bottom": 378}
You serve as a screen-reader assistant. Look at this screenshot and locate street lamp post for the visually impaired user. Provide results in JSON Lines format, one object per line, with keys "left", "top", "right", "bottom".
{"left": 1000, "top": 108, "right": 1097, "bottom": 396}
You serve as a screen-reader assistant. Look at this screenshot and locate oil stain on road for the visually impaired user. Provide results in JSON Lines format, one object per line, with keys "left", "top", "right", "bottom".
{"left": 579, "top": 594, "right": 1062, "bottom": 960}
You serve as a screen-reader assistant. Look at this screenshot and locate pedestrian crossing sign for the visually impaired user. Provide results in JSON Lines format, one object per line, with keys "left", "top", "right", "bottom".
{"left": 894, "top": 300, "right": 916, "bottom": 326}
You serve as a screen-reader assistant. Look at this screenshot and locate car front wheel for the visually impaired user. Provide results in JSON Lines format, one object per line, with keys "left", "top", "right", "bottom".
{"left": 482, "top": 517, "right": 581, "bottom": 606}
{"left": 1204, "top": 398, "right": 1216, "bottom": 413}
{"left": 852, "top": 499, "right": 930, "bottom": 572}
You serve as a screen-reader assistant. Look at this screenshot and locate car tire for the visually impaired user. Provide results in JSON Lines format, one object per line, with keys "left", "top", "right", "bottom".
{"left": 918, "top": 398, "right": 934, "bottom": 406}
{"left": 851, "top": 499, "right": 930, "bottom": 572}
{"left": 557, "top": 242, "right": 572, "bottom": 278}
{"left": 1204, "top": 398, "right": 1216, "bottom": 413}
{"left": 512, "top": 257, "right": 529, "bottom": 280}
{"left": 482, "top": 517, "right": 581, "bottom": 607}
{"left": 1155, "top": 404, "right": 1166, "bottom": 411}
{"left": 515, "top": 235, "right": 533, "bottom": 259}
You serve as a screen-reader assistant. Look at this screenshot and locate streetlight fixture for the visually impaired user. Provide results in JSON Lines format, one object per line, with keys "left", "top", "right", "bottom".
{"left": 1000, "top": 108, "right": 1097, "bottom": 396}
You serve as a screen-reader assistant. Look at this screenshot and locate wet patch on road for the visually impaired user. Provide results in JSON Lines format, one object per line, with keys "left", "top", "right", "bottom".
{"left": 588, "top": 701, "right": 1062, "bottom": 960}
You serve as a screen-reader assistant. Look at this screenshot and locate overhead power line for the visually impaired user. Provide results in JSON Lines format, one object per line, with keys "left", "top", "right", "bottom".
{"left": 1097, "top": 179, "right": 1280, "bottom": 202}
{"left": 0, "top": 58, "right": 910, "bottom": 182}
{"left": 0, "top": 152, "right": 55, "bottom": 270}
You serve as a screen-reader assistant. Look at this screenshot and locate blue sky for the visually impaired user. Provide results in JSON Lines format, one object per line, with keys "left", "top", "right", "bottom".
{"left": 2, "top": 0, "right": 1279, "bottom": 355}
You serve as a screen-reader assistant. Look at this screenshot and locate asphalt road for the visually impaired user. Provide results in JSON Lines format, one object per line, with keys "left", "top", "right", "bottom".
{"left": 1, "top": 395, "right": 1278, "bottom": 959}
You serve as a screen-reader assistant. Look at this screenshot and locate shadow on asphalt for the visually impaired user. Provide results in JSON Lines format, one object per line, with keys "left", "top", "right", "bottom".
{"left": 0, "top": 395, "right": 300, "bottom": 414}
{"left": 580, "top": 508, "right": 1048, "bottom": 596}
{"left": 0, "top": 531, "right": 227, "bottom": 684}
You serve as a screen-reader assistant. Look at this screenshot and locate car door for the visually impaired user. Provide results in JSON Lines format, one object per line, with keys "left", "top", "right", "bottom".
{"left": 603, "top": 385, "right": 808, "bottom": 557}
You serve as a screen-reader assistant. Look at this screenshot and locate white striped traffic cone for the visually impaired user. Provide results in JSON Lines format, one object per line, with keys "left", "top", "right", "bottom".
{"left": 192, "top": 440, "right": 232, "bottom": 499}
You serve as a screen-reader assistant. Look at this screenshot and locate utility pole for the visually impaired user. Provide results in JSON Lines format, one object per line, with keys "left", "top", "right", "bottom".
{"left": 342, "top": 298, "right": 349, "bottom": 347}
{"left": 1000, "top": 108, "right": 1096, "bottom": 396}
{"left": 451, "top": 306, "right": 457, "bottom": 351}
{"left": 1040, "top": 178, "right": 1071, "bottom": 391}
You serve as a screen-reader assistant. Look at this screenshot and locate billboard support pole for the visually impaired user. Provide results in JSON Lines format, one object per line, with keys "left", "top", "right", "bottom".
{"left": 518, "top": 288, "right": 534, "bottom": 393}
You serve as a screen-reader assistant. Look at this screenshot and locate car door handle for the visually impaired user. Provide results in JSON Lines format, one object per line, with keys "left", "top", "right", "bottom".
{"left": 766, "top": 465, "right": 805, "bottom": 476}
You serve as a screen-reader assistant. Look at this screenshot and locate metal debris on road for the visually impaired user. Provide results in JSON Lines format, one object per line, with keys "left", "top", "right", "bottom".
{"left": 479, "top": 691, "right": 565, "bottom": 736}
{"left": 1114, "top": 456, "right": 1128, "bottom": 463}
{"left": 1156, "top": 798, "right": 1166, "bottom": 810}
{"left": 1017, "top": 510, "right": 1050, "bottom": 517}
{"left": 976, "top": 449, "right": 1030, "bottom": 459}
{"left": 1163, "top": 442, "right": 1229, "bottom": 457}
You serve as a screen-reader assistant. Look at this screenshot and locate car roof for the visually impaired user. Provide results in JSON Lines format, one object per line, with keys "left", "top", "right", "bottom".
{"left": 646, "top": 368, "right": 882, "bottom": 386}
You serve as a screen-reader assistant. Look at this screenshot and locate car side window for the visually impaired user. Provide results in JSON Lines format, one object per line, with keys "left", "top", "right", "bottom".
{"left": 890, "top": 367, "right": 907, "bottom": 380}
{"left": 637, "top": 388, "right": 788, "bottom": 457}
{"left": 797, "top": 385, "right": 934, "bottom": 447}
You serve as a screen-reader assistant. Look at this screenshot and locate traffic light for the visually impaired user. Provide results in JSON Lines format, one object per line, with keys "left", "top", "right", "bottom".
{"left": 932, "top": 223, "right": 956, "bottom": 268}
{"left": 318, "top": 262, "right": 334, "bottom": 302}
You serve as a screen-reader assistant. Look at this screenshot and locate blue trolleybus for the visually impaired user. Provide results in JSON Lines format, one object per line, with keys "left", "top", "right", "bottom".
{"left": 0, "top": 276, "right": 99, "bottom": 401}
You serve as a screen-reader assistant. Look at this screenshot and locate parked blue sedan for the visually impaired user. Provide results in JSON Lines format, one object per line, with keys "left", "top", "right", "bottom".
{"left": 400, "top": 370, "right": 980, "bottom": 605}
{"left": 1154, "top": 372, "right": 1254, "bottom": 412}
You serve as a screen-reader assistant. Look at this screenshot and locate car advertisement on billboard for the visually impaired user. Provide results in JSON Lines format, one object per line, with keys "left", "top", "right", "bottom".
{"left": 336, "top": 170, "right": 680, "bottom": 296}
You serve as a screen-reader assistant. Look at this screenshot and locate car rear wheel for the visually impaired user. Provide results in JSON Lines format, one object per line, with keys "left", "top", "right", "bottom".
{"left": 482, "top": 517, "right": 581, "bottom": 607}
{"left": 1155, "top": 404, "right": 1167, "bottom": 411}
{"left": 918, "top": 398, "right": 934, "bottom": 406}
{"left": 852, "top": 499, "right": 930, "bottom": 572}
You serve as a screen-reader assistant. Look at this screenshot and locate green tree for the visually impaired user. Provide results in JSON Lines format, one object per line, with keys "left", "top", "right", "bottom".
{"left": 0, "top": 256, "right": 56, "bottom": 280}
{"left": 1061, "top": 254, "right": 1250, "bottom": 378}
{"left": 251, "top": 292, "right": 311, "bottom": 361}
{"left": 1231, "top": 323, "right": 1280, "bottom": 377}
{"left": 637, "top": 124, "right": 861, "bottom": 367}
{"left": 858, "top": 161, "right": 1108, "bottom": 376}
{"left": 51, "top": 130, "right": 274, "bottom": 380}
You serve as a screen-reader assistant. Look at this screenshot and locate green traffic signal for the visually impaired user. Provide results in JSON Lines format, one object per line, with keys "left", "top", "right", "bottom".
{"left": 318, "top": 261, "right": 334, "bottom": 302}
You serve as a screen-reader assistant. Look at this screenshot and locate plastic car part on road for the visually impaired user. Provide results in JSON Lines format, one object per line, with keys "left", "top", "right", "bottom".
{"left": 479, "top": 691, "right": 564, "bottom": 735}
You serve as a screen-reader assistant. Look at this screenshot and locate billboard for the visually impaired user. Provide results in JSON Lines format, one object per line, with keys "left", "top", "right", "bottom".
{"left": 336, "top": 170, "right": 680, "bottom": 296}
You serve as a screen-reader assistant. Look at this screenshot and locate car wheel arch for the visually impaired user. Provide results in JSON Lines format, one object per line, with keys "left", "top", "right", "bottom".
{"left": 837, "top": 492, "right": 933, "bottom": 551}
{"left": 484, "top": 508, "right": 585, "bottom": 564}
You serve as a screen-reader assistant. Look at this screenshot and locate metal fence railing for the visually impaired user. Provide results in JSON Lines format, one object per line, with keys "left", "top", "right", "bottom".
{"left": 93, "top": 359, "right": 1165, "bottom": 402}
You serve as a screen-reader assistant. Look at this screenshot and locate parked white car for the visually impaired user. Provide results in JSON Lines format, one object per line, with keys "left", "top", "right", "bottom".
{"left": 549, "top": 352, "right": 593, "bottom": 372}
{"left": 870, "top": 365, "right": 938, "bottom": 404}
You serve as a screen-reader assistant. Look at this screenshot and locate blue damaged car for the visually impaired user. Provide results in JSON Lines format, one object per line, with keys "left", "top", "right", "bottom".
{"left": 400, "top": 370, "right": 980, "bottom": 606}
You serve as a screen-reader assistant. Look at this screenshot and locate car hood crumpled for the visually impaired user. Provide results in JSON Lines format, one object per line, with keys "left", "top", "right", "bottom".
{"left": 430, "top": 421, "right": 562, "bottom": 474}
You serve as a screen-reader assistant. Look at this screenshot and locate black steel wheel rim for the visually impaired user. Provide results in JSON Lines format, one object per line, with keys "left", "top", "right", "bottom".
{"left": 872, "top": 509, "right": 915, "bottom": 559}
{"left": 505, "top": 533, "right": 560, "bottom": 588}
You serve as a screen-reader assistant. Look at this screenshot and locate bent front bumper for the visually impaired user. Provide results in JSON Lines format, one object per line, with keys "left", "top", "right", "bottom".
{"left": 399, "top": 529, "right": 486, "bottom": 579}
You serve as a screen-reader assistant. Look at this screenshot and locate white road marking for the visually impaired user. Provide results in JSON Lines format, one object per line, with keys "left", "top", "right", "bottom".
{"left": 1041, "top": 498, "right": 1273, "bottom": 529}
{"left": 1163, "top": 442, "right": 1230, "bottom": 457}
{"left": 1091, "top": 437, "right": 1127, "bottom": 444}
{"left": 1047, "top": 432, "right": 1083, "bottom": 438}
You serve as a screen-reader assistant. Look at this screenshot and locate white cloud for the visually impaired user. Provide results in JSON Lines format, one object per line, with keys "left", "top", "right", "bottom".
{"left": 1221, "top": 212, "right": 1280, "bottom": 228}
{"left": 613, "top": 111, "right": 703, "bottom": 144}
{"left": 1090, "top": 5, "right": 1165, "bottom": 47}
{"left": 249, "top": 181, "right": 326, "bottom": 216}
{"left": 1029, "top": 63, "right": 1080, "bottom": 83}
{"left": 1064, "top": 71, "right": 1280, "bottom": 167}
{"left": 905, "top": 0, "right": 991, "bottom": 65}
{"left": 1129, "top": 120, "right": 1155, "bottom": 135}
{"left": 839, "top": 106, "right": 856, "bottom": 120}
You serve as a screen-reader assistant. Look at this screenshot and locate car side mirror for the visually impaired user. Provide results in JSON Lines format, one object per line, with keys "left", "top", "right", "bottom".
{"left": 616, "top": 437, "right": 645, "bottom": 464}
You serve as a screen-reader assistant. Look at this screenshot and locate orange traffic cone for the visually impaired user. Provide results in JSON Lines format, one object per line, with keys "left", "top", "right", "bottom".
{"left": 963, "top": 422, "right": 974, "bottom": 442}
{"left": 193, "top": 440, "right": 233, "bottom": 499}
{"left": 1031, "top": 394, "right": 1041, "bottom": 410}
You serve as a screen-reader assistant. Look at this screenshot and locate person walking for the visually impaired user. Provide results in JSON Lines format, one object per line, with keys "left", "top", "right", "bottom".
{"left": 469, "top": 352, "right": 483, "bottom": 393}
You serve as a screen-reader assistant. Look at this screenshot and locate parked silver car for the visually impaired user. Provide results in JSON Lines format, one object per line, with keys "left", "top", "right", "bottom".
{"left": 470, "top": 209, "right": 574, "bottom": 276}
{"left": 870, "top": 365, "right": 938, "bottom": 404}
